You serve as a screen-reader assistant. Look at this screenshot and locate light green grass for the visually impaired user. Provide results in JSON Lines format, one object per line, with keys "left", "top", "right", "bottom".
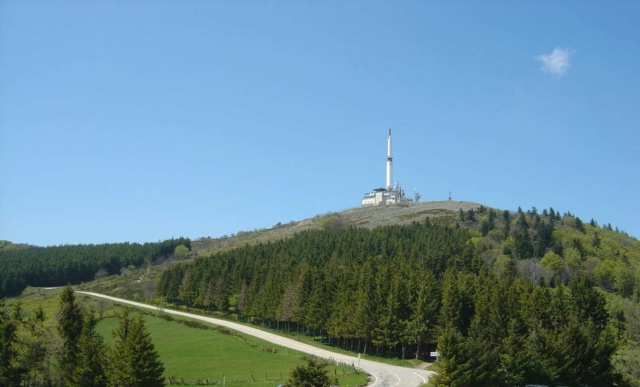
{"left": 152, "top": 303, "right": 428, "bottom": 369}
{"left": 96, "top": 312, "right": 368, "bottom": 387}
{"left": 8, "top": 289, "right": 367, "bottom": 387}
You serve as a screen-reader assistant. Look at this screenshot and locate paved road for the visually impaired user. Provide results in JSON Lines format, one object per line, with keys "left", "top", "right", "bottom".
{"left": 77, "top": 291, "right": 435, "bottom": 387}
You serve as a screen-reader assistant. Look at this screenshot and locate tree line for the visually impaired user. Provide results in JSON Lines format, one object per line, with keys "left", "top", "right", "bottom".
{"left": 0, "top": 285, "right": 164, "bottom": 386}
{"left": 0, "top": 238, "right": 190, "bottom": 297}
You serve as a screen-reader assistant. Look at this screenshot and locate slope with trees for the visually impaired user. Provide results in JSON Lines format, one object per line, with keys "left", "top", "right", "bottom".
{"left": 155, "top": 206, "right": 640, "bottom": 386}
{"left": 0, "top": 238, "right": 190, "bottom": 297}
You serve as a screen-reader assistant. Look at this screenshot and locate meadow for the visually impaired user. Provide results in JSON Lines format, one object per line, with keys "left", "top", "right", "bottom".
{"left": 10, "top": 287, "right": 367, "bottom": 387}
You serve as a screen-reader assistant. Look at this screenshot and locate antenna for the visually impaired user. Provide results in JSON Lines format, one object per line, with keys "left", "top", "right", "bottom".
{"left": 448, "top": 191, "right": 452, "bottom": 201}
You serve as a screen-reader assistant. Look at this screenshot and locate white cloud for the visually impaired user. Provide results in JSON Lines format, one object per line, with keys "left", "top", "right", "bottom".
{"left": 536, "top": 47, "right": 573, "bottom": 76}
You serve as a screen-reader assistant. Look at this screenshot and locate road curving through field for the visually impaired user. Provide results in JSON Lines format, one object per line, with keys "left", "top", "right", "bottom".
{"left": 77, "top": 291, "right": 435, "bottom": 387}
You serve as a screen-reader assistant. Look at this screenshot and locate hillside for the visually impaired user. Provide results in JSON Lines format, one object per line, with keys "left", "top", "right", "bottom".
{"left": 3, "top": 200, "right": 640, "bottom": 385}
{"left": 191, "top": 200, "right": 481, "bottom": 256}
{"left": 153, "top": 204, "right": 640, "bottom": 386}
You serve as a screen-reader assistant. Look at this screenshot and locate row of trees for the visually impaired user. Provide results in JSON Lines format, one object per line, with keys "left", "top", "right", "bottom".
{"left": 0, "top": 238, "right": 190, "bottom": 297}
{"left": 0, "top": 285, "right": 164, "bottom": 386}
{"left": 157, "top": 222, "right": 478, "bottom": 353}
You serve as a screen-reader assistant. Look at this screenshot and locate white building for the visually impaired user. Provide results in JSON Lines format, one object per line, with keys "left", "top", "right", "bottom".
{"left": 362, "top": 129, "right": 413, "bottom": 207}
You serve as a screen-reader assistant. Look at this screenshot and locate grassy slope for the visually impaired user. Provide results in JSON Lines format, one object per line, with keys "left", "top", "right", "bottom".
{"left": 96, "top": 311, "right": 367, "bottom": 386}
{"left": 7, "top": 288, "right": 367, "bottom": 387}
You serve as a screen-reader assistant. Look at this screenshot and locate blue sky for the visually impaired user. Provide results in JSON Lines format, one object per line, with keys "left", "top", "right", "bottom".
{"left": 1, "top": 1, "right": 639, "bottom": 246}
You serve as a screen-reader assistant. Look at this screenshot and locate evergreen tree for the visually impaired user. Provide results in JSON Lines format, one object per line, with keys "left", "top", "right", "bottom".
{"left": 108, "top": 309, "right": 131, "bottom": 385}
{"left": 502, "top": 210, "right": 511, "bottom": 239}
{"left": 15, "top": 305, "right": 52, "bottom": 386}
{"left": 513, "top": 212, "right": 533, "bottom": 259}
{"left": 70, "top": 310, "right": 107, "bottom": 387}
{"left": 466, "top": 209, "right": 475, "bottom": 222}
{"left": 56, "top": 284, "right": 83, "bottom": 385}
{"left": 480, "top": 220, "right": 491, "bottom": 236}
{"left": 499, "top": 319, "right": 532, "bottom": 386}
{"left": 592, "top": 232, "right": 602, "bottom": 249}
{"left": 404, "top": 270, "right": 439, "bottom": 359}
{"left": 0, "top": 301, "right": 20, "bottom": 386}
{"left": 287, "top": 356, "right": 336, "bottom": 387}
{"left": 569, "top": 275, "right": 609, "bottom": 331}
{"left": 108, "top": 310, "right": 164, "bottom": 386}
{"left": 434, "top": 326, "right": 472, "bottom": 387}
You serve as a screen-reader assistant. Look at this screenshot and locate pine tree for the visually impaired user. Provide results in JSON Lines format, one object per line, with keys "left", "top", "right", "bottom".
{"left": 287, "top": 356, "right": 336, "bottom": 387}
{"left": 108, "top": 309, "right": 132, "bottom": 386}
{"left": 15, "top": 305, "right": 53, "bottom": 386}
{"left": 56, "top": 284, "right": 83, "bottom": 384}
{"left": 108, "top": 310, "right": 164, "bottom": 386}
{"left": 404, "top": 270, "right": 439, "bottom": 359}
{"left": 499, "top": 319, "right": 531, "bottom": 386}
{"left": 0, "top": 301, "right": 20, "bottom": 386}
{"left": 433, "top": 326, "right": 472, "bottom": 387}
{"left": 70, "top": 310, "right": 107, "bottom": 387}
{"left": 127, "top": 316, "right": 165, "bottom": 386}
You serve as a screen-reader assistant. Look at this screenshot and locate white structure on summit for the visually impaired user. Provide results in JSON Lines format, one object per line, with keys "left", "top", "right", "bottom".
{"left": 362, "top": 129, "right": 414, "bottom": 207}
{"left": 386, "top": 128, "right": 393, "bottom": 189}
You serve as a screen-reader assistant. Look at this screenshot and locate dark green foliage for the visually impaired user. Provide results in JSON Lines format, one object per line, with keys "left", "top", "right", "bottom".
{"left": 0, "top": 300, "right": 20, "bottom": 386}
{"left": 434, "top": 271, "right": 618, "bottom": 386}
{"left": 57, "top": 284, "right": 84, "bottom": 384}
{"left": 286, "top": 356, "right": 336, "bottom": 387}
{"left": 513, "top": 212, "right": 534, "bottom": 259}
{"left": 157, "top": 221, "right": 477, "bottom": 358}
{"left": 465, "top": 209, "right": 475, "bottom": 222}
{"left": 569, "top": 274, "right": 609, "bottom": 330}
{"left": 3, "top": 288, "right": 165, "bottom": 386}
{"left": 0, "top": 238, "right": 190, "bottom": 297}
{"left": 108, "top": 310, "right": 165, "bottom": 387}
{"left": 433, "top": 326, "right": 472, "bottom": 387}
{"left": 404, "top": 269, "right": 439, "bottom": 359}
{"left": 70, "top": 310, "right": 107, "bottom": 387}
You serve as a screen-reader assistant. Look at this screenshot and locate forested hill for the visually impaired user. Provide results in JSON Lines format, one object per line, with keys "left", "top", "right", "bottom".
{"left": 157, "top": 206, "right": 640, "bottom": 386}
{"left": 0, "top": 238, "right": 190, "bottom": 297}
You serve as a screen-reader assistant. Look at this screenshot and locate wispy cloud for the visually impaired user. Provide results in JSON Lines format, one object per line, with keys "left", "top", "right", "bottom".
{"left": 536, "top": 47, "right": 573, "bottom": 77}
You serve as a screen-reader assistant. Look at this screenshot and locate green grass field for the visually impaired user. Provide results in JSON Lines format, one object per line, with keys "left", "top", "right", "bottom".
{"left": 96, "top": 311, "right": 368, "bottom": 387}
{"left": 8, "top": 288, "right": 367, "bottom": 387}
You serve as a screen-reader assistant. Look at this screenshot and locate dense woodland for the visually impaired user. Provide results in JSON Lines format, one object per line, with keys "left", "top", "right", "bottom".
{"left": 0, "top": 285, "right": 164, "bottom": 386}
{"left": 157, "top": 207, "right": 640, "bottom": 386}
{"left": 0, "top": 238, "right": 190, "bottom": 297}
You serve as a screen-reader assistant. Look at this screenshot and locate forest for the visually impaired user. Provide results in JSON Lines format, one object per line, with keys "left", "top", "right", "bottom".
{"left": 156, "top": 208, "right": 640, "bottom": 386}
{"left": 0, "top": 285, "right": 164, "bottom": 386}
{"left": 0, "top": 238, "right": 190, "bottom": 297}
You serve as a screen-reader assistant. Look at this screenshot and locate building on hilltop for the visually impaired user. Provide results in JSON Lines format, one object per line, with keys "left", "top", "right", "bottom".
{"left": 362, "top": 129, "right": 414, "bottom": 207}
